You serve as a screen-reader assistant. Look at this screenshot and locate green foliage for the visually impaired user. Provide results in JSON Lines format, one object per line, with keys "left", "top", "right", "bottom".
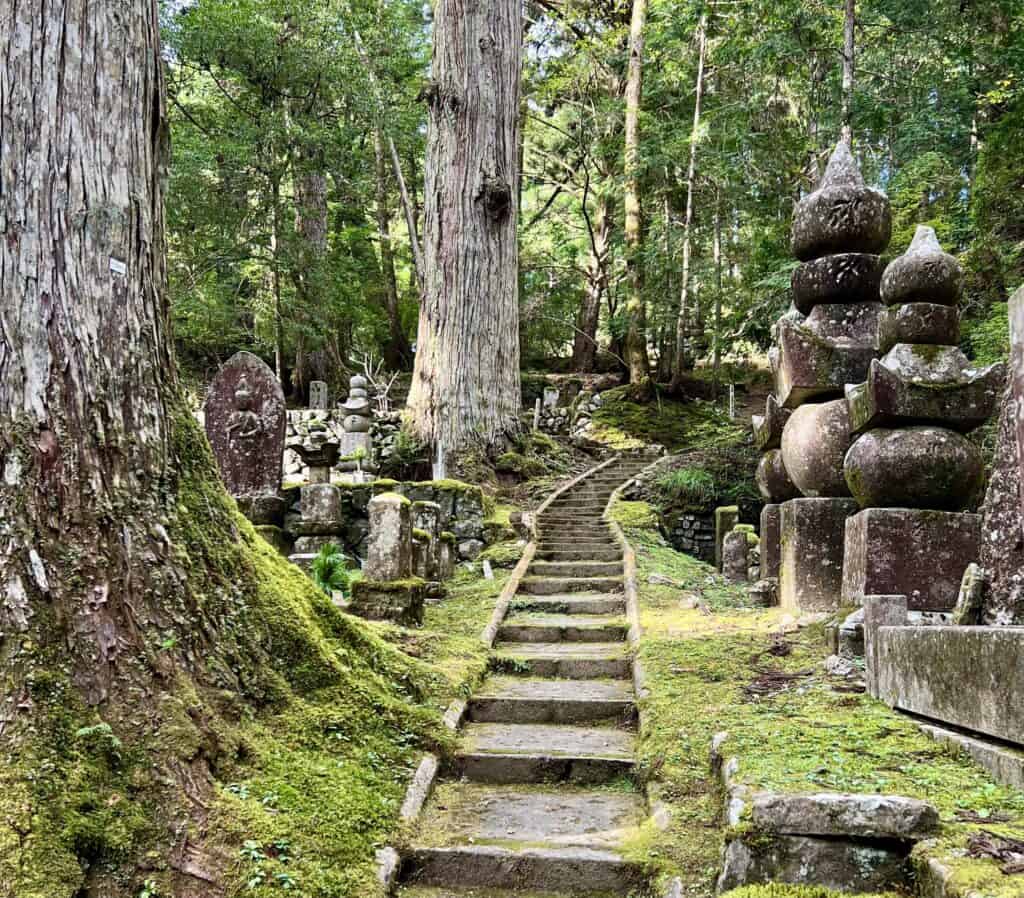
{"left": 310, "top": 543, "right": 353, "bottom": 598}
{"left": 656, "top": 467, "right": 717, "bottom": 506}
{"left": 964, "top": 301, "right": 1010, "bottom": 366}
{"left": 380, "top": 430, "right": 429, "bottom": 480}
{"left": 721, "top": 888, "right": 903, "bottom": 898}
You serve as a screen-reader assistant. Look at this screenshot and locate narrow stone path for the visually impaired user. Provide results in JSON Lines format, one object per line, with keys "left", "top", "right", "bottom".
{"left": 398, "top": 454, "right": 654, "bottom": 898}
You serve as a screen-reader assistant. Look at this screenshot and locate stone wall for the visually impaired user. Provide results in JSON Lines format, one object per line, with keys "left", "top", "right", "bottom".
{"left": 662, "top": 510, "right": 716, "bottom": 563}
{"left": 281, "top": 479, "right": 490, "bottom": 563}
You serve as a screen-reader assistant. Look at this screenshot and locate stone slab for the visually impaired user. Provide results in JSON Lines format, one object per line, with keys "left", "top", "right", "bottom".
{"left": 470, "top": 677, "right": 635, "bottom": 725}
{"left": 760, "top": 504, "right": 781, "bottom": 580}
{"left": 843, "top": 508, "right": 981, "bottom": 611}
{"left": 750, "top": 791, "right": 938, "bottom": 839}
{"left": 459, "top": 722, "right": 634, "bottom": 759}
{"left": 418, "top": 784, "right": 643, "bottom": 850}
{"left": 779, "top": 498, "right": 858, "bottom": 612}
{"left": 878, "top": 303, "right": 960, "bottom": 353}
{"left": 494, "top": 642, "right": 631, "bottom": 679}
{"left": 530, "top": 561, "right": 624, "bottom": 578}
{"left": 518, "top": 576, "right": 623, "bottom": 596}
{"left": 348, "top": 578, "right": 425, "bottom": 626}
{"left": 498, "top": 613, "right": 628, "bottom": 644}
{"left": 717, "top": 833, "right": 907, "bottom": 894}
{"left": 875, "top": 625, "right": 1024, "bottom": 747}
{"left": 510, "top": 594, "right": 627, "bottom": 616}
{"left": 1011, "top": 284, "right": 1024, "bottom": 540}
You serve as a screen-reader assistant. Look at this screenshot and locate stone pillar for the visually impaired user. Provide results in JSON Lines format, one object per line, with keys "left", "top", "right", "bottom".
{"left": 715, "top": 506, "right": 739, "bottom": 572}
{"left": 863, "top": 594, "right": 908, "bottom": 699}
{"left": 413, "top": 501, "right": 442, "bottom": 581}
{"left": 364, "top": 492, "right": 413, "bottom": 581}
{"left": 723, "top": 530, "right": 751, "bottom": 584}
{"left": 760, "top": 504, "right": 782, "bottom": 580}
{"left": 780, "top": 498, "right": 858, "bottom": 613}
{"left": 289, "top": 483, "right": 344, "bottom": 558}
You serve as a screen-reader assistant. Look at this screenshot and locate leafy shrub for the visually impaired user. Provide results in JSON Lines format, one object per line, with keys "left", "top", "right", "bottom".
{"left": 310, "top": 543, "right": 353, "bottom": 598}
{"left": 656, "top": 468, "right": 717, "bottom": 506}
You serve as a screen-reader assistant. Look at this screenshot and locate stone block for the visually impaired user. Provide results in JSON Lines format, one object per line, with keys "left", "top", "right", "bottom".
{"left": 236, "top": 493, "right": 287, "bottom": 526}
{"left": 714, "top": 506, "right": 740, "bottom": 571}
{"left": 300, "top": 483, "right": 343, "bottom": 528}
{"left": 365, "top": 492, "right": 413, "bottom": 581}
{"left": 843, "top": 508, "right": 981, "bottom": 611}
{"left": 952, "top": 562, "right": 986, "bottom": 625}
{"left": 875, "top": 625, "right": 1024, "bottom": 746}
{"left": 309, "top": 380, "right": 330, "bottom": 410}
{"left": 779, "top": 498, "right": 858, "bottom": 612}
{"left": 750, "top": 791, "right": 938, "bottom": 839}
{"left": 774, "top": 310, "right": 880, "bottom": 408}
{"left": 717, "top": 833, "right": 907, "bottom": 894}
{"left": 760, "top": 504, "right": 782, "bottom": 580}
{"left": 293, "top": 534, "right": 341, "bottom": 555}
{"left": 878, "top": 303, "right": 960, "bottom": 353}
{"left": 863, "top": 594, "right": 908, "bottom": 699}
{"left": 348, "top": 578, "right": 425, "bottom": 626}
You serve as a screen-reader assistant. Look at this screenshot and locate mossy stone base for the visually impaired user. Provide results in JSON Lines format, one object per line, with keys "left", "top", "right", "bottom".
{"left": 254, "top": 524, "right": 290, "bottom": 556}
{"left": 349, "top": 577, "right": 426, "bottom": 626}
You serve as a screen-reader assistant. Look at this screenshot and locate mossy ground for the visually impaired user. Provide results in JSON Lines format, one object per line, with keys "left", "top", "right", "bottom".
{"left": 589, "top": 387, "right": 748, "bottom": 453}
{"left": 615, "top": 499, "right": 1024, "bottom": 898}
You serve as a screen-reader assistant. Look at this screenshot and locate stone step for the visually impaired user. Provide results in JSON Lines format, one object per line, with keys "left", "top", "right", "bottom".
{"left": 498, "top": 612, "right": 628, "bottom": 644}
{"left": 397, "top": 888, "right": 623, "bottom": 898}
{"left": 493, "top": 642, "right": 631, "bottom": 679}
{"left": 468, "top": 676, "right": 635, "bottom": 724}
{"left": 535, "top": 547, "right": 623, "bottom": 563}
{"left": 453, "top": 722, "right": 636, "bottom": 784}
{"left": 530, "top": 560, "right": 623, "bottom": 578}
{"left": 510, "top": 594, "right": 627, "bottom": 615}
{"left": 538, "top": 518, "right": 609, "bottom": 528}
{"left": 400, "top": 845, "right": 642, "bottom": 895}
{"left": 518, "top": 576, "right": 624, "bottom": 596}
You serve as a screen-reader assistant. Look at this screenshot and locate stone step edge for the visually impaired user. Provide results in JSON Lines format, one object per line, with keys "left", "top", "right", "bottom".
{"left": 398, "top": 844, "right": 645, "bottom": 893}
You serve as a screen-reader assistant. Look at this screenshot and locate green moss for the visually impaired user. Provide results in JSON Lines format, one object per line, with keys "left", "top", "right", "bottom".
{"left": 440, "top": 531, "right": 457, "bottom": 545}
{"left": 412, "top": 479, "right": 482, "bottom": 497}
{"left": 721, "top": 888, "right": 904, "bottom": 898}
{"left": 412, "top": 528, "right": 431, "bottom": 542}
{"left": 495, "top": 451, "right": 548, "bottom": 479}
{"left": 374, "top": 490, "right": 410, "bottom": 506}
{"left": 608, "top": 500, "right": 658, "bottom": 531}
{"left": 478, "top": 541, "right": 525, "bottom": 569}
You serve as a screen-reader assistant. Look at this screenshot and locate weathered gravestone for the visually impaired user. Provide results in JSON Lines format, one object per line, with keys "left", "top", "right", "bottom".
{"left": 309, "top": 380, "right": 330, "bottom": 410}
{"left": 204, "top": 351, "right": 286, "bottom": 524}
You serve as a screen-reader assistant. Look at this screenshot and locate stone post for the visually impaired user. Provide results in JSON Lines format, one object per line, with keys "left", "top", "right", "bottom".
{"left": 863, "top": 594, "right": 908, "bottom": 700}
{"left": 714, "top": 506, "right": 739, "bottom": 572}
{"left": 309, "top": 380, "right": 330, "bottom": 410}
{"left": 722, "top": 530, "right": 750, "bottom": 584}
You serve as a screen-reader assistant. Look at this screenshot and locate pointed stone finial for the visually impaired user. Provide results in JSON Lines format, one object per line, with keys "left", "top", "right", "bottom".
{"left": 820, "top": 139, "right": 864, "bottom": 189}
{"left": 881, "top": 224, "right": 962, "bottom": 306}
{"left": 906, "top": 225, "right": 943, "bottom": 256}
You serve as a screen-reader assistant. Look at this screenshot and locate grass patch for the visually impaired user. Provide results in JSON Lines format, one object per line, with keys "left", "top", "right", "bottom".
{"left": 619, "top": 500, "right": 1024, "bottom": 898}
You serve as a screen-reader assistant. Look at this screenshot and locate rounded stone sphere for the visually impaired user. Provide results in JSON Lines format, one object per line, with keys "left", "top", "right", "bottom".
{"left": 780, "top": 399, "right": 854, "bottom": 497}
{"left": 880, "top": 225, "right": 962, "bottom": 307}
{"left": 790, "top": 253, "right": 885, "bottom": 314}
{"left": 843, "top": 426, "right": 983, "bottom": 510}
{"left": 756, "top": 450, "right": 802, "bottom": 503}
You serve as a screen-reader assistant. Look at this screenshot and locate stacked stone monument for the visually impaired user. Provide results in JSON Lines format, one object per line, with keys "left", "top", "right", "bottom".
{"left": 751, "top": 394, "right": 797, "bottom": 590}
{"left": 349, "top": 492, "right": 425, "bottom": 624}
{"left": 285, "top": 429, "right": 345, "bottom": 568}
{"left": 841, "top": 226, "right": 1004, "bottom": 609}
{"left": 339, "top": 374, "right": 375, "bottom": 481}
{"left": 205, "top": 351, "right": 288, "bottom": 548}
{"left": 769, "top": 141, "right": 891, "bottom": 612}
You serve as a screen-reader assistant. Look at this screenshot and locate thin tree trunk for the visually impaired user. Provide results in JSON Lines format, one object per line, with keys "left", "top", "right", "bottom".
{"left": 293, "top": 166, "right": 328, "bottom": 397}
{"left": 623, "top": 0, "right": 650, "bottom": 385}
{"left": 374, "top": 129, "right": 413, "bottom": 369}
{"left": 573, "top": 191, "right": 612, "bottom": 372}
{"left": 407, "top": 0, "right": 523, "bottom": 451}
{"left": 841, "top": 0, "right": 856, "bottom": 144}
{"left": 388, "top": 136, "right": 424, "bottom": 290}
{"left": 712, "top": 190, "right": 723, "bottom": 393}
{"left": 271, "top": 172, "right": 286, "bottom": 385}
{"left": 673, "top": 13, "right": 708, "bottom": 384}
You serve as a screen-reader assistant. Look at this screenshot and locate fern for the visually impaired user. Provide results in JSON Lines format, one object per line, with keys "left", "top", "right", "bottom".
{"left": 310, "top": 543, "right": 352, "bottom": 598}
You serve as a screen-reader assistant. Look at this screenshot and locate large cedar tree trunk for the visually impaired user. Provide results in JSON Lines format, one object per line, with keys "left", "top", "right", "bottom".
{"left": 407, "top": 0, "right": 523, "bottom": 451}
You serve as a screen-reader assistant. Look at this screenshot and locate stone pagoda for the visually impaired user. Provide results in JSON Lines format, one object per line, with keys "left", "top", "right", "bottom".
{"left": 339, "top": 374, "right": 376, "bottom": 481}
{"left": 842, "top": 226, "right": 1004, "bottom": 610}
{"left": 761, "top": 140, "right": 891, "bottom": 612}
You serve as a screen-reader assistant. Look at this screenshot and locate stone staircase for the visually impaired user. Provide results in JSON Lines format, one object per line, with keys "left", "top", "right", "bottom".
{"left": 397, "top": 454, "right": 655, "bottom": 898}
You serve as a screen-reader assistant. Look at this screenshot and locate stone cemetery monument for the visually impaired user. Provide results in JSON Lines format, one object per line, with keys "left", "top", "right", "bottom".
{"left": 842, "top": 226, "right": 1003, "bottom": 609}
{"left": 349, "top": 492, "right": 425, "bottom": 624}
{"left": 764, "top": 141, "right": 888, "bottom": 612}
{"left": 308, "top": 380, "right": 330, "bottom": 411}
{"left": 339, "top": 374, "right": 375, "bottom": 480}
{"left": 205, "top": 351, "right": 287, "bottom": 535}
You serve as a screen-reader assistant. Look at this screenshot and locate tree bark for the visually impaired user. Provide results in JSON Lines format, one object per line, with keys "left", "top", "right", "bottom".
{"left": 841, "top": 0, "right": 856, "bottom": 144}
{"left": 374, "top": 129, "right": 413, "bottom": 369}
{"left": 672, "top": 12, "right": 708, "bottom": 384}
{"left": 292, "top": 165, "right": 329, "bottom": 396}
{"left": 407, "top": 0, "right": 523, "bottom": 451}
{"left": 622, "top": 0, "right": 650, "bottom": 384}
{"left": 573, "top": 188, "right": 612, "bottom": 372}
{"left": 712, "top": 190, "right": 723, "bottom": 393}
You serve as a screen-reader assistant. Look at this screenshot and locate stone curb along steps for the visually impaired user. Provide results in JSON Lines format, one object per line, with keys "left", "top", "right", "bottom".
{"left": 381, "top": 450, "right": 664, "bottom": 898}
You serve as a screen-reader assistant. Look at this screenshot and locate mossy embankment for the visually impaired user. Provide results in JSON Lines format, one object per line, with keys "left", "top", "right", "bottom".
{"left": 0, "top": 410, "right": 523, "bottom": 898}
{"left": 613, "top": 499, "right": 1024, "bottom": 898}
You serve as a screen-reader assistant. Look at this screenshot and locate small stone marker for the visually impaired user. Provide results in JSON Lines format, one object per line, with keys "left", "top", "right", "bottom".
{"left": 204, "top": 351, "right": 286, "bottom": 522}
{"left": 727, "top": 384, "right": 736, "bottom": 420}
{"left": 309, "top": 380, "right": 330, "bottom": 410}
{"left": 482, "top": 560, "right": 494, "bottom": 581}
{"left": 533, "top": 398, "right": 542, "bottom": 431}
{"left": 364, "top": 492, "right": 413, "bottom": 581}
{"left": 543, "top": 387, "right": 560, "bottom": 408}
{"left": 722, "top": 530, "right": 750, "bottom": 584}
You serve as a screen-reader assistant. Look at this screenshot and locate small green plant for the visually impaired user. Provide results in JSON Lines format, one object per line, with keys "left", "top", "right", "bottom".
{"left": 138, "top": 880, "right": 161, "bottom": 898}
{"left": 657, "top": 467, "right": 718, "bottom": 505}
{"left": 310, "top": 543, "right": 352, "bottom": 598}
